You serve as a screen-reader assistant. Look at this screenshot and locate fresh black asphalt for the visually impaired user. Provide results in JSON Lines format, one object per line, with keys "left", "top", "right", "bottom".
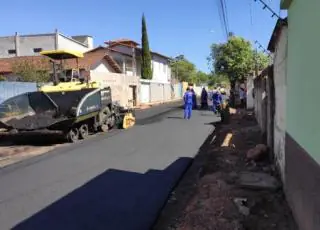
{"left": 0, "top": 102, "right": 219, "bottom": 230}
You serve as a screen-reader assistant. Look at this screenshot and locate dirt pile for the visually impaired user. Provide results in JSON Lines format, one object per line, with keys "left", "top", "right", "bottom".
{"left": 154, "top": 109, "right": 297, "bottom": 230}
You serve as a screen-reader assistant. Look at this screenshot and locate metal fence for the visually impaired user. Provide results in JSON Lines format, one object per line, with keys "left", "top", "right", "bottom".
{"left": 0, "top": 81, "right": 37, "bottom": 103}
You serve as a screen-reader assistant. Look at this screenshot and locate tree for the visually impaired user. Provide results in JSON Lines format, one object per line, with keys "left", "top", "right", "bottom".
{"left": 12, "top": 59, "right": 50, "bottom": 82}
{"left": 208, "top": 35, "right": 270, "bottom": 105}
{"left": 194, "top": 71, "right": 210, "bottom": 84}
{"left": 208, "top": 73, "right": 230, "bottom": 88}
{"left": 209, "top": 36, "right": 270, "bottom": 82}
{"left": 254, "top": 51, "right": 270, "bottom": 71}
{"left": 170, "top": 56, "right": 197, "bottom": 82}
{"left": 141, "top": 14, "right": 153, "bottom": 79}
{"left": 209, "top": 36, "right": 254, "bottom": 82}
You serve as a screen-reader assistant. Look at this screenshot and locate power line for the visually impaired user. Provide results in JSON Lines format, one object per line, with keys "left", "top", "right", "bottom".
{"left": 216, "top": 0, "right": 230, "bottom": 40}
{"left": 221, "top": 0, "right": 230, "bottom": 36}
{"left": 253, "top": 0, "right": 281, "bottom": 19}
{"left": 216, "top": 0, "right": 227, "bottom": 40}
{"left": 249, "top": 0, "right": 253, "bottom": 27}
{"left": 254, "top": 40, "right": 271, "bottom": 57}
{"left": 248, "top": 0, "right": 254, "bottom": 45}
{"left": 218, "top": 0, "right": 228, "bottom": 39}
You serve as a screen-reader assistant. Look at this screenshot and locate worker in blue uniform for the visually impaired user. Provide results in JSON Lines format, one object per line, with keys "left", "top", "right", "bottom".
{"left": 200, "top": 87, "right": 208, "bottom": 109}
{"left": 183, "top": 87, "right": 193, "bottom": 119}
{"left": 212, "top": 88, "right": 222, "bottom": 114}
{"left": 190, "top": 88, "right": 197, "bottom": 109}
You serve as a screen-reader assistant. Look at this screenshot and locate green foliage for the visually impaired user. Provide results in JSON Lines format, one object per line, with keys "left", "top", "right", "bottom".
{"left": 192, "top": 71, "right": 210, "bottom": 85}
{"left": 170, "top": 57, "right": 196, "bottom": 82}
{"left": 12, "top": 60, "right": 50, "bottom": 82}
{"left": 141, "top": 14, "right": 153, "bottom": 80}
{"left": 208, "top": 73, "right": 230, "bottom": 88}
{"left": 209, "top": 36, "right": 269, "bottom": 82}
{"left": 171, "top": 56, "right": 212, "bottom": 84}
{"left": 0, "top": 75, "right": 6, "bottom": 81}
{"left": 254, "top": 51, "right": 270, "bottom": 71}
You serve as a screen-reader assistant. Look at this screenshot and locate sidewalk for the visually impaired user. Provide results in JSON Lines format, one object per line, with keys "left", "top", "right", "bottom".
{"left": 153, "top": 109, "right": 297, "bottom": 230}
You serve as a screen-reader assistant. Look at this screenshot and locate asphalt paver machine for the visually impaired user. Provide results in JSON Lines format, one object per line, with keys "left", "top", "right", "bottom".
{"left": 0, "top": 50, "right": 136, "bottom": 142}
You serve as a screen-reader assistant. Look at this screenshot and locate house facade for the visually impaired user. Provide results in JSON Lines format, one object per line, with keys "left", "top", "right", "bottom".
{"left": 0, "top": 30, "right": 93, "bottom": 58}
{"left": 0, "top": 48, "right": 139, "bottom": 107}
{"left": 105, "top": 39, "right": 172, "bottom": 82}
{"left": 280, "top": 1, "right": 320, "bottom": 229}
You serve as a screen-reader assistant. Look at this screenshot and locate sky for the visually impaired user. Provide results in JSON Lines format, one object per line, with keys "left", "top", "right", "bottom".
{"left": 1, "top": 0, "right": 286, "bottom": 73}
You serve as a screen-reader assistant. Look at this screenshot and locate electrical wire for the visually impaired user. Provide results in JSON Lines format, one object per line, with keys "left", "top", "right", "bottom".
{"left": 221, "top": 0, "right": 230, "bottom": 36}
{"left": 216, "top": 0, "right": 227, "bottom": 40}
{"left": 216, "top": 0, "right": 230, "bottom": 40}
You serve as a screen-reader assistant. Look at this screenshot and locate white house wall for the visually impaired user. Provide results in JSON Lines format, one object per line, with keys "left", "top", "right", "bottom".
{"left": 150, "top": 82, "right": 163, "bottom": 102}
{"left": 273, "top": 26, "right": 288, "bottom": 182}
{"left": 0, "top": 36, "right": 17, "bottom": 58}
{"left": 91, "top": 59, "right": 112, "bottom": 73}
{"left": 139, "top": 79, "right": 173, "bottom": 104}
{"left": 151, "top": 55, "right": 170, "bottom": 82}
{"left": 57, "top": 34, "right": 90, "bottom": 52}
{"left": 140, "top": 82, "right": 150, "bottom": 103}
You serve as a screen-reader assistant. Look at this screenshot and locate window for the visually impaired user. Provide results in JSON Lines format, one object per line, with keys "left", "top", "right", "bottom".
{"left": 33, "top": 48, "right": 43, "bottom": 53}
{"left": 8, "top": 49, "right": 16, "bottom": 54}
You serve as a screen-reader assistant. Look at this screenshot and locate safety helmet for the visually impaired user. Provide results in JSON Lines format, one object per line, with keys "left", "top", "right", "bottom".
{"left": 220, "top": 88, "right": 225, "bottom": 93}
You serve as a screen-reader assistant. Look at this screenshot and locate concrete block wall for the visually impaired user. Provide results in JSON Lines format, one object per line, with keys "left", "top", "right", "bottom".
{"left": 90, "top": 72, "right": 139, "bottom": 107}
{"left": 246, "top": 74, "right": 255, "bottom": 109}
{"left": 150, "top": 82, "right": 164, "bottom": 102}
{"left": 163, "top": 83, "right": 171, "bottom": 101}
{"left": 139, "top": 80, "right": 182, "bottom": 104}
{"left": 173, "top": 83, "right": 182, "bottom": 99}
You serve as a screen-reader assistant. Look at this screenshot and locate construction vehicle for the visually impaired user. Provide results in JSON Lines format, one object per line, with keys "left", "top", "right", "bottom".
{"left": 39, "top": 50, "right": 100, "bottom": 92}
{"left": 0, "top": 50, "right": 136, "bottom": 142}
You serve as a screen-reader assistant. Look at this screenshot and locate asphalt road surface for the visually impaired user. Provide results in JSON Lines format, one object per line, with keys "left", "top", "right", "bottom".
{"left": 0, "top": 103, "right": 219, "bottom": 230}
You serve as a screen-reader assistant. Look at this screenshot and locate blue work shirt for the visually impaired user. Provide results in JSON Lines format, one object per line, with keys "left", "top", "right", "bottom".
{"left": 212, "top": 92, "right": 221, "bottom": 104}
{"left": 184, "top": 91, "right": 193, "bottom": 105}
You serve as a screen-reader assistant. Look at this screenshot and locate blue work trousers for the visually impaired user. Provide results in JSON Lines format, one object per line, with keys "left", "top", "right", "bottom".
{"left": 212, "top": 101, "right": 220, "bottom": 113}
{"left": 184, "top": 103, "right": 192, "bottom": 119}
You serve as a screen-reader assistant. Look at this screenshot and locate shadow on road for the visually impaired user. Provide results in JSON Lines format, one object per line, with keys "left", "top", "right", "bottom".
{"left": 12, "top": 157, "right": 192, "bottom": 230}
{"left": 167, "top": 116, "right": 184, "bottom": 119}
{"left": 0, "top": 132, "right": 66, "bottom": 147}
{"left": 153, "top": 120, "right": 221, "bottom": 229}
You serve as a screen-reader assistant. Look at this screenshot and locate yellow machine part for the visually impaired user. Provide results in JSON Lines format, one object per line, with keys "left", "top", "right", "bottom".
{"left": 39, "top": 81, "right": 101, "bottom": 92}
{"left": 122, "top": 112, "right": 136, "bottom": 129}
{"left": 40, "top": 50, "right": 84, "bottom": 59}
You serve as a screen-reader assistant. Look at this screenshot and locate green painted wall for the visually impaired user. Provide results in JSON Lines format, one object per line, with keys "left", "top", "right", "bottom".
{"left": 287, "top": 0, "right": 320, "bottom": 163}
